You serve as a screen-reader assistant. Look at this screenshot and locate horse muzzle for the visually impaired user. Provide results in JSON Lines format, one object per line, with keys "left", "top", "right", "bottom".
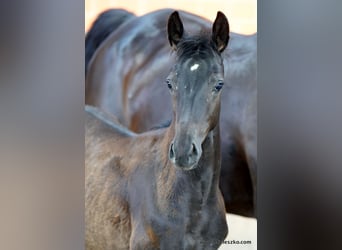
{"left": 169, "top": 138, "right": 202, "bottom": 170}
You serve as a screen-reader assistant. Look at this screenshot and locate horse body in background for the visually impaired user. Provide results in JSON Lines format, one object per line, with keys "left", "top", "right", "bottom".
{"left": 86, "top": 9, "right": 257, "bottom": 217}
{"left": 85, "top": 9, "right": 135, "bottom": 74}
{"left": 86, "top": 11, "right": 229, "bottom": 249}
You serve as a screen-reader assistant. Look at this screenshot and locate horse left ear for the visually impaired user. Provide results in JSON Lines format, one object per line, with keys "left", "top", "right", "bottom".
{"left": 212, "top": 11, "right": 230, "bottom": 53}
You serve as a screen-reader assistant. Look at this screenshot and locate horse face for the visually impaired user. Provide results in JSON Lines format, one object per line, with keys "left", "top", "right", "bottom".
{"left": 166, "top": 11, "right": 229, "bottom": 170}
{"left": 167, "top": 57, "right": 224, "bottom": 170}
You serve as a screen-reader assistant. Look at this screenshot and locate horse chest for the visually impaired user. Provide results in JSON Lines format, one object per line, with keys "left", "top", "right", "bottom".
{"left": 139, "top": 205, "right": 226, "bottom": 250}
{"left": 182, "top": 207, "right": 227, "bottom": 249}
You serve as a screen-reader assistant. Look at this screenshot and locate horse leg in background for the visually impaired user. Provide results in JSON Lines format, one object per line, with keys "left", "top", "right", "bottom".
{"left": 220, "top": 134, "right": 254, "bottom": 217}
{"left": 85, "top": 9, "right": 135, "bottom": 74}
{"left": 241, "top": 94, "right": 257, "bottom": 217}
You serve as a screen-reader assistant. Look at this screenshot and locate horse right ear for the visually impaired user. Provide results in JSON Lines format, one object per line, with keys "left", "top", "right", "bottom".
{"left": 167, "top": 11, "right": 184, "bottom": 50}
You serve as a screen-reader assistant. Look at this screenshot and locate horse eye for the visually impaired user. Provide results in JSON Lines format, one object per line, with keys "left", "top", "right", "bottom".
{"left": 166, "top": 79, "right": 172, "bottom": 90}
{"left": 214, "top": 81, "right": 224, "bottom": 92}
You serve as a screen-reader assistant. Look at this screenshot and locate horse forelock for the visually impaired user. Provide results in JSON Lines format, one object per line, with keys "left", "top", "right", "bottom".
{"left": 175, "top": 35, "right": 219, "bottom": 61}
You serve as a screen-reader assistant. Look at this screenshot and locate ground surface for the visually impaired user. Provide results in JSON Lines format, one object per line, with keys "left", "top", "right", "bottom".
{"left": 219, "top": 214, "right": 257, "bottom": 250}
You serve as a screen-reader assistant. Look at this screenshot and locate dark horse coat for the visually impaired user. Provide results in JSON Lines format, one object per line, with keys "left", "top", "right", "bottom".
{"left": 86, "top": 9, "right": 257, "bottom": 217}
{"left": 86, "top": 11, "right": 230, "bottom": 250}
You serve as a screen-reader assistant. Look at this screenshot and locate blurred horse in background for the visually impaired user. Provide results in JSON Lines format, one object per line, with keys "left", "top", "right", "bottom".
{"left": 85, "top": 9, "right": 257, "bottom": 217}
{"left": 85, "top": 9, "right": 135, "bottom": 74}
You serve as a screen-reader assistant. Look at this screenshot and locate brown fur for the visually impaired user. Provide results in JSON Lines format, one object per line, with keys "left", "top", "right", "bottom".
{"left": 86, "top": 9, "right": 256, "bottom": 217}
{"left": 86, "top": 11, "right": 230, "bottom": 249}
{"left": 85, "top": 106, "right": 228, "bottom": 249}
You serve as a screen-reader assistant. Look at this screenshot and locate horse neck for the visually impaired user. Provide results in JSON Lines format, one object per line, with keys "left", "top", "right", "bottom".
{"left": 193, "top": 124, "right": 222, "bottom": 198}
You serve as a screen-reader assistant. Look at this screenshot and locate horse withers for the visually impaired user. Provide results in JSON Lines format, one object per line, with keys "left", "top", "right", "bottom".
{"left": 86, "top": 11, "right": 230, "bottom": 249}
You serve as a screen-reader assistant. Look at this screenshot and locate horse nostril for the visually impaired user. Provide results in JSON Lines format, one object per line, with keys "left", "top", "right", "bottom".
{"left": 191, "top": 143, "right": 198, "bottom": 156}
{"left": 169, "top": 143, "right": 175, "bottom": 159}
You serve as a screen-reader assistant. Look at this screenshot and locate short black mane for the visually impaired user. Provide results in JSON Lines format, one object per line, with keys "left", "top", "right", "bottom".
{"left": 176, "top": 35, "right": 218, "bottom": 60}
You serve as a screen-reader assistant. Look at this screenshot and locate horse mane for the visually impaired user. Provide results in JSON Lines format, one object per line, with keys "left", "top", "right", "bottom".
{"left": 85, "top": 105, "right": 136, "bottom": 137}
{"left": 176, "top": 34, "right": 218, "bottom": 60}
{"left": 149, "top": 119, "right": 172, "bottom": 130}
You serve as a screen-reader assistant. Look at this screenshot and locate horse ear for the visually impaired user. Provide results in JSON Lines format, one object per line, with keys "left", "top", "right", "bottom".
{"left": 167, "top": 11, "right": 184, "bottom": 49}
{"left": 212, "top": 11, "right": 229, "bottom": 53}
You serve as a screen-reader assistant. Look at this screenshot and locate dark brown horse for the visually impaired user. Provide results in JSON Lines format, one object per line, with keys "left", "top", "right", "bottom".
{"left": 86, "top": 9, "right": 256, "bottom": 217}
{"left": 86, "top": 11, "right": 230, "bottom": 249}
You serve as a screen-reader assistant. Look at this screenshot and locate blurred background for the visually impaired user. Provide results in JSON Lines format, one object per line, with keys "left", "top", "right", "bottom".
{"left": 85, "top": 0, "right": 257, "bottom": 34}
